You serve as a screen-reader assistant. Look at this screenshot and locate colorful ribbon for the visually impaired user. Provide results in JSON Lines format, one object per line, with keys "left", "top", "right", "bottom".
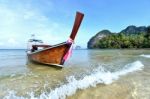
{"left": 63, "top": 38, "right": 74, "bottom": 61}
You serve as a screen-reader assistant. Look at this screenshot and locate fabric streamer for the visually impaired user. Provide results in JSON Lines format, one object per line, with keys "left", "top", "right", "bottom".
{"left": 63, "top": 38, "right": 74, "bottom": 61}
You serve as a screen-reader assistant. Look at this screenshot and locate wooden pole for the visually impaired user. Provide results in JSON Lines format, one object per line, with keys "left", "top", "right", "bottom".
{"left": 69, "top": 12, "right": 84, "bottom": 41}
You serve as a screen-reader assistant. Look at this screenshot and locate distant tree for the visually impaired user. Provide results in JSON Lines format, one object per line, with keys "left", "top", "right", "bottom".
{"left": 94, "top": 31, "right": 149, "bottom": 48}
{"left": 146, "top": 26, "right": 150, "bottom": 38}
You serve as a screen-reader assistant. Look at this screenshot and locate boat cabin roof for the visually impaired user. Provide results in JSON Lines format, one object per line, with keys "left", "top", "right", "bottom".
{"left": 32, "top": 45, "right": 52, "bottom": 48}
{"left": 28, "top": 39, "right": 43, "bottom": 43}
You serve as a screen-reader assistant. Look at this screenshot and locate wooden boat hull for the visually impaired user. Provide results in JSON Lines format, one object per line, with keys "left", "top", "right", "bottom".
{"left": 27, "top": 42, "right": 71, "bottom": 67}
{"left": 27, "top": 12, "right": 84, "bottom": 67}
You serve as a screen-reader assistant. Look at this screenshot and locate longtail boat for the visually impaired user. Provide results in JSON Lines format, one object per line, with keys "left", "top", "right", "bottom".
{"left": 27, "top": 12, "right": 84, "bottom": 67}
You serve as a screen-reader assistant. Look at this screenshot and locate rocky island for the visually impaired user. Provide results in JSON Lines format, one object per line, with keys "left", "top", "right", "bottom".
{"left": 88, "top": 25, "right": 150, "bottom": 49}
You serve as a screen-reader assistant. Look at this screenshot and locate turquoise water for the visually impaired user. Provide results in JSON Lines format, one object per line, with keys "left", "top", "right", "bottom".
{"left": 0, "top": 49, "right": 28, "bottom": 76}
{"left": 0, "top": 49, "right": 150, "bottom": 99}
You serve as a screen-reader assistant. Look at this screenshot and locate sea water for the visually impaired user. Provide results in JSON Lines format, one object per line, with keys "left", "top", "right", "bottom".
{"left": 0, "top": 49, "right": 150, "bottom": 99}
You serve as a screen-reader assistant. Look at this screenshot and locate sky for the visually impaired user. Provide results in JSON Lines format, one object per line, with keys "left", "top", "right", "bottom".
{"left": 0, "top": 0, "right": 150, "bottom": 49}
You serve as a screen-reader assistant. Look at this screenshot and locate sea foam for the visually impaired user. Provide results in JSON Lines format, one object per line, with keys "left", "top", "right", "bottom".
{"left": 140, "top": 54, "right": 150, "bottom": 58}
{"left": 4, "top": 61, "right": 144, "bottom": 99}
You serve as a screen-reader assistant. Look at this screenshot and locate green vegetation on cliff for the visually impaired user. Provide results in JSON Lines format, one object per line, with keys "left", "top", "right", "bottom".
{"left": 88, "top": 26, "right": 150, "bottom": 49}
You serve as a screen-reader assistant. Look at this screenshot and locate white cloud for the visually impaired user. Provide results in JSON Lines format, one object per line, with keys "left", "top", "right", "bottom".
{"left": 8, "top": 38, "right": 17, "bottom": 45}
{"left": 0, "top": 42, "right": 4, "bottom": 46}
{"left": 0, "top": 1, "right": 70, "bottom": 49}
{"left": 23, "top": 11, "right": 35, "bottom": 20}
{"left": 0, "top": 0, "right": 86, "bottom": 49}
{"left": 0, "top": 6, "right": 17, "bottom": 26}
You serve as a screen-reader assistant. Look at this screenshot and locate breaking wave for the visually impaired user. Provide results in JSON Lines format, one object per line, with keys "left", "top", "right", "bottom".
{"left": 140, "top": 54, "right": 150, "bottom": 58}
{"left": 4, "top": 61, "right": 144, "bottom": 99}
